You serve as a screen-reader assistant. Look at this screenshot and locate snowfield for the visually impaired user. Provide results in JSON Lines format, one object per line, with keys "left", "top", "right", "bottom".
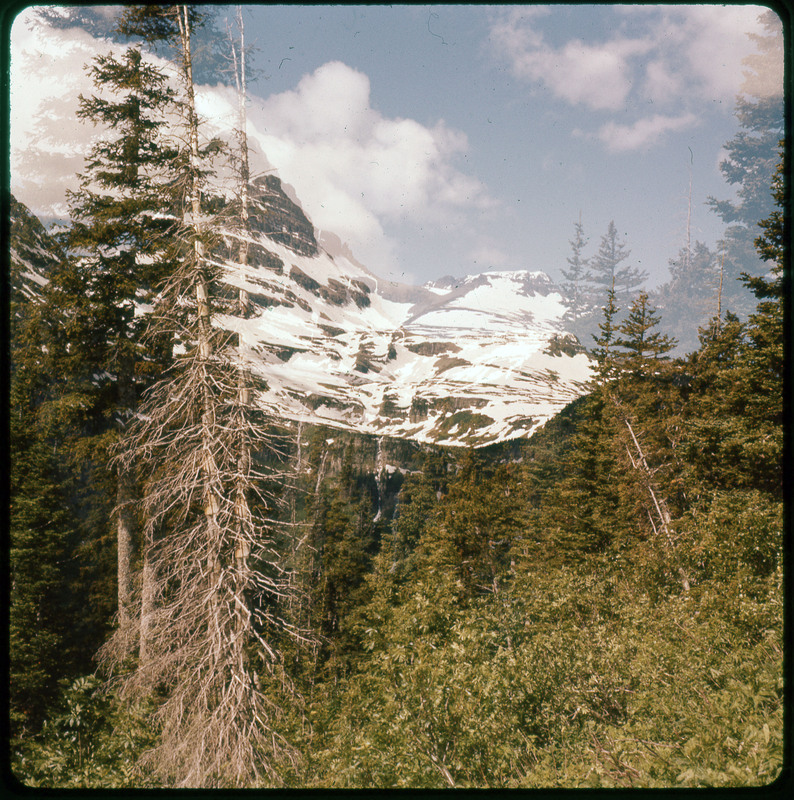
{"left": 216, "top": 196, "right": 593, "bottom": 446}
{"left": 11, "top": 179, "right": 593, "bottom": 448}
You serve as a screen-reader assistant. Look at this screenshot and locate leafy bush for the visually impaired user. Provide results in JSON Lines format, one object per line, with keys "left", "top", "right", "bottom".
{"left": 307, "top": 556, "right": 783, "bottom": 789}
{"left": 12, "top": 675, "right": 159, "bottom": 788}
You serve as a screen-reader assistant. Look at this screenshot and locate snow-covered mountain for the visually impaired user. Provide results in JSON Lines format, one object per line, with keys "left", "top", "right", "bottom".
{"left": 10, "top": 180, "right": 593, "bottom": 447}
{"left": 216, "top": 177, "right": 592, "bottom": 446}
{"left": 9, "top": 195, "right": 63, "bottom": 308}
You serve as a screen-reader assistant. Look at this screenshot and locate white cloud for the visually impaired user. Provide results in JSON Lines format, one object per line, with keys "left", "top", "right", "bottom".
{"left": 489, "top": 5, "right": 781, "bottom": 151}
{"left": 489, "top": 10, "right": 652, "bottom": 111}
{"left": 245, "top": 61, "right": 493, "bottom": 272}
{"left": 642, "top": 58, "right": 683, "bottom": 105}
{"left": 638, "top": 5, "right": 776, "bottom": 103}
{"left": 10, "top": 8, "right": 115, "bottom": 215}
{"left": 10, "top": 14, "right": 492, "bottom": 278}
{"left": 598, "top": 113, "right": 699, "bottom": 153}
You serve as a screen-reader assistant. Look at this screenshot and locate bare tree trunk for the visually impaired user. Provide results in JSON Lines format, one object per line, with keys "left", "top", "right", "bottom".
{"left": 622, "top": 415, "right": 690, "bottom": 592}
{"left": 178, "top": 2, "right": 226, "bottom": 667}
{"left": 116, "top": 471, "right": 135, "bottom": 625}
{"left": 116, "top": 368, "right": 137, "bottom": 635}
{"left": 139, "top": 535, "right": 156, "bottom": 664}
{"left": 229, "top": 4, "right": 250, "bottom": 315}
{"left": 229, "top": 4, "right": 255, "bottom": 646}
{"left": 108, "top": 7, "right": 301, "bottom": 786}
{"left": 96, "top": 354, "right": 143, "bottom": 665}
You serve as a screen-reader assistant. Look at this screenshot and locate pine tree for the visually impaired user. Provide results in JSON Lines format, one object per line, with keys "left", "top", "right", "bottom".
{"left": 736, "top": 143, "right": 784, "bottom": 495}
{"left": 571, "top": 286, "right": 690, "bottom": 588}
{"left": 379, "top": 465, "right": 441, "bottom": 584}
{"left": 9, "top": 206, "right": 88, "bottom": 739}
{"left": 652, "top": 241, "right": 720, "bottom": 356}
{"left": 61, "top": 44, "right": 177, "bottom": 644}
{"left": 707, "top": 10, "right": 783, "bottom": 317}
{"left": 527, "top": 391, "right": 622, "bottom": 565}
{"left": 536, "top": 289, "right": 628, "bottom": 565}
{"left": 415, "top": 451, "right": 522, "bottom": 598}
{"left": 683, "top": 312, "right": 749, "bottom": 495}
{"left": 311, "top": 487, "right": 375, "bottom": 648}
{"left": 616, "top": 291, "right": 677, "bottom": 375}
{"left": 9, "top": 396, "right": 81, "bottom": 739}
{"left": 609, "top": 293, "right": 689, "bottom": 588}
{"left": 560, "top": 215, "right": 594, "bottom": 342}
{"left": 590, "top": 221, "right": 647, "bottom": 307}
{"left": 590, "top": 280, "right": 621, "bottom": 381}
{"left": 108, "top": 5, "right": 300, "bottom": 786}
{"left": 684, "top": 145, "right": 784, "bottom": 500}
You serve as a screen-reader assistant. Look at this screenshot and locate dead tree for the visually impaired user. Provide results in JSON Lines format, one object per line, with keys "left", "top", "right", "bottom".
{"left": 106, "top": 5, "right": 301, "bottom": 787}
{"left": 615, "top": 405, "right": 691, "bottom": 593}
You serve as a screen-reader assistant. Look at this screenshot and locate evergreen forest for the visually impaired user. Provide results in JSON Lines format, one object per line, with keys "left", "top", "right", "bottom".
{"left": 7, "top": 4, "right": 787, "bottom": 791}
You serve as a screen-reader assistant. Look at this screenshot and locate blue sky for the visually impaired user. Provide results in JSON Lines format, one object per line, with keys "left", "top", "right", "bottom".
{"left": 10, "top": 4, "right": 784, "bottom": 287}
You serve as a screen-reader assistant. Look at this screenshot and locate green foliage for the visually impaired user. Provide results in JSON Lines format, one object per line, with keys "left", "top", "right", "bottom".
{"left": 9, "top": 197, "right": 118, "bottom": 738}
{"left": 683, "top": 203, "right": 783, "bottom": 499}
{"left": 10, "top": 47, "right": 185, "bottom": 743}
{"left": 530, "top": 391, "right": 622, "bottom": 563}
{"left": 590, "top": 281, "right": 621, "bottom": 381}
{"left": 311, "top": 489, "right": 376, "bottom": 640}
{"left": 616, "top": 290, "right": 677, "bottom": 371}
{"left": 375, "top": 469, "right": 440, "bottom": 587}
{"left": 61, "top": 44, "right": 177, "bottom": 391}
{"left": 298, "top": 147, "right": 785, "bottom": 787}
{"left": 309, "top": 558, "right": 783, "bottom": 788}
{"left": 9, "top": 410, "right": 81, "bottom": 739}
{"left": 652, "top": 241, "right": 721, "bottom": 355}
{"left": 681, "top": 491, "right": 782, "bottom": 592}
{"left": 412, "top": 451, "right": 523, "bottom": 597}
{"left": 9, "top": 20, "right": 784, "bottom": 789}
{"left": 116, "top": 4, "right": 209, "bottom": 46}
{"left": 433, "top": 410, "right": 495, "bottom": 442}
{"left": 12, "top": 676, "right": 160, "bottom": 788}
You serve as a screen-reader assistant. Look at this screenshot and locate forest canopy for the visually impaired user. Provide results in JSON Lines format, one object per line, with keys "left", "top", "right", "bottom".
{"left": 7, "top": 3, "right": 787, "bottom": 791}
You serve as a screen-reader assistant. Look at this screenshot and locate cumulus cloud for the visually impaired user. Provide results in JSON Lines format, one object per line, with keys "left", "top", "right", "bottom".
{"left": 489, "top": 5, "right": 780, "bottom": 151}
{"left": 10, "top": 8, "right": 116, "bottom": 215}
{"left": 490, "top": 11, "right": 652, "bottom": 112}
{"left": 244, "top": 61, "right": 493, "bottom": 272}
{"left": 636, "top": 5, "right": 780, "bottom": 103}
{"left": 10, "top": 12, "right": 492, "bottom": 277}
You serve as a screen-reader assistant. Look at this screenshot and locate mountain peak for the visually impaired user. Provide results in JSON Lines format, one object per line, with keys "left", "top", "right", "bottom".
{"left": 217, "top": 193, "right": 592, "bottom": 446}
{"left": 248, "top": 174, "right": 318, "bottom": 257}
{"left": 11, "top": 188, "right": 592, "bottom": 448}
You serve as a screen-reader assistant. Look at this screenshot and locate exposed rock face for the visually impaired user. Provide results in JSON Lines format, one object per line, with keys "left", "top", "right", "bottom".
{"left": 9, "top": 195, "right": 63, "bottom": 309}
{"left": 248, "top": 175, "right": 318, "bottom": 257}
{"left": 406, "top": 341, "right": 461, "bottom": 356}
{"left": 11, "top": 184, "right": 593, "bottom": 448}
{"left": 219, "top": 230, "right": 593, "bottom": 446}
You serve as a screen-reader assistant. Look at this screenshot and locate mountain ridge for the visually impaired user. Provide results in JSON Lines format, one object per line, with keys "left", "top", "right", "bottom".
{"left": 10, "top": 179, "right": 593, "bottom": 447}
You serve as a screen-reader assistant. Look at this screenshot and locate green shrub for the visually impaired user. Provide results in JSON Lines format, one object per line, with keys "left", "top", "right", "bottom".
{"left": 12, "top": 675, "right": 159, "bottom": 789}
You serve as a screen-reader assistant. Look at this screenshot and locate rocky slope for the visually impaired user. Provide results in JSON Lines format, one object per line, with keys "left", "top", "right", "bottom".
{"left": 10, "top": 182, "right": 593, "bottom": 447}
{"left": 9, "top": 195, "right": 64, "bottom": 311}
{"left": 217, "top": 177, "right": 592, "bottom": 446}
